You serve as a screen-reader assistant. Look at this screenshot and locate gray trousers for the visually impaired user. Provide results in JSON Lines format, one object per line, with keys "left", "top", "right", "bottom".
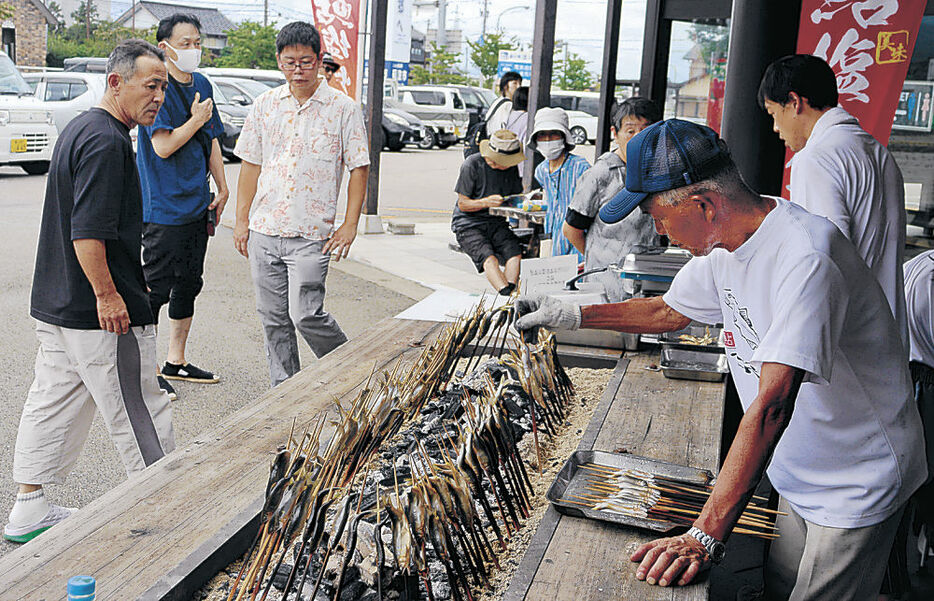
{"left": 248, "top": 232, "right": 347, "bottom": 387}
{"left": 764, "top": 497, "right": 905, "bottom": 601}
{"left": 14, "top": 323, "right": 175, "bottom": 484}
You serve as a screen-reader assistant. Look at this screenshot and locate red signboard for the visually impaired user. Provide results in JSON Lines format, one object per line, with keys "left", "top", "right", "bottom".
{"left": 311, "top": 0, "right": 362, "bottom": 99}
{"left": 783, "top": 0, "right": 926, "bottom": 192}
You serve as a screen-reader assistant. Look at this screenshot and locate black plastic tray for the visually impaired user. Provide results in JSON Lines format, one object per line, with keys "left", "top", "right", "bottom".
{"left": 545, "top": 450, "right": 714, "bottom": 532}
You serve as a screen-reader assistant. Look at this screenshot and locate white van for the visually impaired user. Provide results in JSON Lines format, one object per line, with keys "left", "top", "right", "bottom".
{"left": 0, "top": 52, "right": 57, "bottom": 174}
{"left": 398, "top": 85, "right": 470, "bottom": 142}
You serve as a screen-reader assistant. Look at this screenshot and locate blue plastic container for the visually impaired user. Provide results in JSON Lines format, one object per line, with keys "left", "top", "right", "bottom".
{"left": 67, "top": 575, "right": 95, "bottom": 601}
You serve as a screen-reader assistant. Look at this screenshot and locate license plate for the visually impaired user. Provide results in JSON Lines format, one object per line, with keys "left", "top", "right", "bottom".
{"left": 10, "top": 139, "right": 27, "bottom": 153}
{"left": 455, "top": 127, "right": 462, "bottom": 137}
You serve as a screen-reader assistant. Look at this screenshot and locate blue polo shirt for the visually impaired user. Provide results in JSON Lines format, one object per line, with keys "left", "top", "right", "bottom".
{"left": 137, "top": 72, "right": 223, "bottom": 225}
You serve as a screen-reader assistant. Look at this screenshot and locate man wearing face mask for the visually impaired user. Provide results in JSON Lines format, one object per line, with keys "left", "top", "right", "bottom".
{"left": 562, "top": 97, "right": 660, "bottom": 301}
{"left": 137, "top": 14, "right": 229, "bottom": 400}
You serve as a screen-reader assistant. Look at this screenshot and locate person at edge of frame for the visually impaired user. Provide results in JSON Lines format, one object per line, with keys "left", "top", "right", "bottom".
{"left": 4, "top": 40, "right": 176, "bottom": 544}
{"left": 562, "top": 97, "right": 661, "bottom": 302}
{"left": 233, "top": 22, "right": 370, "bottom": 387}
{"left": 515, "top": 118, "right": 926, "bottom": 601}
{"left": 137, "top": 13, "right": 229, "bottom": 401}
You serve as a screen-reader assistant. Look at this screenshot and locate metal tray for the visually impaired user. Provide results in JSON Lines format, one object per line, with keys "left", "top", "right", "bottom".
{"left": 660, "top": 347, "right": 729, "bottom": 382}
{"left": 546, "top": 450, "right": 714, "bottom": 532}
{"left": 659, "top": 323, "right": 725, "bottom": 353}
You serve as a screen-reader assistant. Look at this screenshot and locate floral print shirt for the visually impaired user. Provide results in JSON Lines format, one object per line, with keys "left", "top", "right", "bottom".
{"left": 234, "top": 82, "right": 370, "bottom": 240}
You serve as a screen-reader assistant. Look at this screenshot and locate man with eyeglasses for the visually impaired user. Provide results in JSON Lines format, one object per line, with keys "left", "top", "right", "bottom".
{"left": 233, "top": 22, "right": 370, "bottom": 387}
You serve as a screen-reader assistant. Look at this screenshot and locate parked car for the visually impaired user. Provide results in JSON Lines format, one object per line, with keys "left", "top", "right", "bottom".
{"left": 201, "top": 67, "right": 286, "bottom": 88}
{"left": 62, "top": 57, "right": 107, "bottom": 73}
{"left": 567, "top": 111, "right": 598, "bottom": 145}
{"left": 438, "top": 84, "right": 496, "bottom": 129}
{"left": 0, "top": 51, "right": 57, "bottom": 175}
{"left": 385, "top": 97, "right": 457, "bottom": 149}
{"left": 382, "top": 105, "right": 425, "bottom": 151}
{"left": 204, "top": 74, "right": 248, "bottom": 159}
{"left": 212, "top": 76, "right": 273, "bottom": 105}
{"left": 397, "top": 85, "right": 470, "bottom": 145}
{"left": 23, "top": 72, "right": 106, "bottom": 132}
{"left": 550, "top": 90, "right": 601, "bottom": 117}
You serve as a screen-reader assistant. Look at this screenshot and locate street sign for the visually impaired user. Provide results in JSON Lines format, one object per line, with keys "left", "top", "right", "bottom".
{"left": 497, "top": 49, "right": 532, "bottom": 80}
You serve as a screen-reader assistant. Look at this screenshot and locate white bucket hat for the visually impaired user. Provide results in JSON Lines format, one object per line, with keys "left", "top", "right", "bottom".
{"left": 527, "top": 107, "right": 575, "bottom": 152}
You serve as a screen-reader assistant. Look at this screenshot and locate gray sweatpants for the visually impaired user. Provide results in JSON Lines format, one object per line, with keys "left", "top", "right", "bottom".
{"left": 248, "top": 232, "right": 347, "bottom": 387}
{"left": 764, "top": 497, "right": 905, "bottom": 601}
{"left": 13, "top": 323, "right": 175, "bottom": 484}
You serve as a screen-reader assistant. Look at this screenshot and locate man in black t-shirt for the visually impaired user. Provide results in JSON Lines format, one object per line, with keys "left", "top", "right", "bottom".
{"left": 453, "top": 129, "right": 525, "bottom": 295}
{"left": 4, "top": 40, "right": 177, "bottom": 545}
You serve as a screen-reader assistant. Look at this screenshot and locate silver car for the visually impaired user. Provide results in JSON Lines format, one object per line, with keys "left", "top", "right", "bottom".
{"left": 23, "top": 72, "right": 106, "bottom": 133}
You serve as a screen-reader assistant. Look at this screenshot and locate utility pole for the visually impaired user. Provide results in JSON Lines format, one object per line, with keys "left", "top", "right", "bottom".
{"left": 564, "top": 41, "right": 569, "bottom": 88}
{"left": 132, "top": 0, "right": 136, "bottom": 31}
{"left": 264, "top": 0, "right": 269, "bottom": 27}
{"left": 481, "top": 0, "right": 488, "bottom": 39}
{"left": 437, "top": 0, "right": 447, "bottom": 48}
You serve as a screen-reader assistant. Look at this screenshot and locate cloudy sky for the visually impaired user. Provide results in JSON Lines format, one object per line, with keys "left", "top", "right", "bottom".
{"left": 112, "top": 0, "right": 700, "bottom": 82}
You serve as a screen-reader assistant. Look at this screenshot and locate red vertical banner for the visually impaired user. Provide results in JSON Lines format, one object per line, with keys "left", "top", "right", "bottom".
{"left": 311, "top": 0, "right": 362, "bottom": 99}
{"left": 782, "top": 0, "right": 926, "bottom": 193}
{"left": 707, "top": 57, "right": 728, "bottom": 134}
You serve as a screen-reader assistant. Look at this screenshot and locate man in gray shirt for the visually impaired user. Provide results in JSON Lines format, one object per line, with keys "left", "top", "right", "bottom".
{"left": 563, "top": 98, "right": 660, "bottom": 301}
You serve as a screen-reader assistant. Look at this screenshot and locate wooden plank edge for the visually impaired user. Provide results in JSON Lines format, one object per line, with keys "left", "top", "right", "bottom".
{"left": 140, "top": 496, "right": 264, "bottom": 601}
{"left": 500, "top": 355, "right": 631, "bottom": 601}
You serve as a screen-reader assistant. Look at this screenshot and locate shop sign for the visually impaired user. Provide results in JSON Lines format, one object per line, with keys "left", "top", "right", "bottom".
{"left": 892, "top": 80, "right": 934, "bottom": 131}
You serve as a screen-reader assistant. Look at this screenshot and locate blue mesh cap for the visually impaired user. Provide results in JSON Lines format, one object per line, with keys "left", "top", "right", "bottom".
{"left": 599, "top": 119, "right": 730, "bottom": 224}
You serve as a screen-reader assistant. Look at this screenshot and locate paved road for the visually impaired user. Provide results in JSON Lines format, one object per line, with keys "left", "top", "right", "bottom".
{"left": 0, "top": 164, "right": 428, "bottom": 557}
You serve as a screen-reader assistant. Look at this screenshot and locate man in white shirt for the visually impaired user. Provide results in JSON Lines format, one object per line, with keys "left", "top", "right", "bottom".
{"left": 903, "top": 252, "right": 934, "bottom": 564}
{"left": 484, "top": 71, "right": 522, "bottom": 136}
{"left": 758, "top": 54, "right": 908, "bottom": 346}
{"left": 516, "top": 119, "right": 926, "bottom": 600}
{"left": 233, "top": 22, "right": 370, "bottom": 387}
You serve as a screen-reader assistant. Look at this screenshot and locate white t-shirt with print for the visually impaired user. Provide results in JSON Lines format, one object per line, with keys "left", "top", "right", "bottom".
{"left": 663, "top": 197, "right": 925, "bottom": 529}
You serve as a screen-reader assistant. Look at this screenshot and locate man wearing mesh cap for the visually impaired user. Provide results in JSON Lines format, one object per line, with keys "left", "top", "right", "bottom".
{"left": 515, "top": 119, "right": 926, "bottom": 599}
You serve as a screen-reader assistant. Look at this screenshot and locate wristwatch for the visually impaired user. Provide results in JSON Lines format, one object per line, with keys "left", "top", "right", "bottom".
{"left": 686, "top": 526, "right": 726, "bottom": 564}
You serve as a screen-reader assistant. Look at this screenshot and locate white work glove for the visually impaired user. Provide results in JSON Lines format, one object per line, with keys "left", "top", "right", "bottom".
{"left": 515, "top": 294, "right": 582, "bottom": 332}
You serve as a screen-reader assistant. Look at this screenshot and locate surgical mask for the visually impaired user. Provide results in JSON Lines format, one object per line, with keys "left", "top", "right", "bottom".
{"left": 166, "top": 43, "right": 202, "bottom": 73}
{"left": 537, "top": 139, "right": 566, "bottom": 160}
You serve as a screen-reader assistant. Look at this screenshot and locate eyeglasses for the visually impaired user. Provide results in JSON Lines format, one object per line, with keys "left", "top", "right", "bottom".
{"left": 280, "top": 60, "right": 317, "bottom": 71}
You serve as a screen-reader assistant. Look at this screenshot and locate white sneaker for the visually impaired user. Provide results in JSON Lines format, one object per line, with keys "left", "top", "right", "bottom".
{"left": 3, "top": 504, "right": 76, "bottom": 543}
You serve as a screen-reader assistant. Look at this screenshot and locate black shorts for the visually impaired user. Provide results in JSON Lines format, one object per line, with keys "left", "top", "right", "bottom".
{"left": 142, "top": 217, "right": 209, "bottom": 322}
{"left": 455, "top": 219, "right": 523, "bottom": 273}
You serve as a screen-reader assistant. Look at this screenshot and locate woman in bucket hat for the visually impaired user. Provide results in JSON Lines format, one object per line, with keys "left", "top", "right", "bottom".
{"left": 452, "top": 129, "right": 526, "bottom": 295}
{"left": 529, "top": 107, "right": 590, "bottom": 259}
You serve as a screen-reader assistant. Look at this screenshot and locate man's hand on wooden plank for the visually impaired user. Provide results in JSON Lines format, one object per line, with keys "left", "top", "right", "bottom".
{"left": 630, "top": 533, "right": 710, "bottom": 587}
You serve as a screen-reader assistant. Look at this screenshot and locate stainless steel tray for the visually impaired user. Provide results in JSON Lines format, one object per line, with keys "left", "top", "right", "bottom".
{"left": 545, "top": 450, "right": 714, "bottom": 532}
{"left": 659, "top": 323, "right": 725, "bottom": 353}
{"left": 660, "top": 347, "right": 729, "bottom": 382}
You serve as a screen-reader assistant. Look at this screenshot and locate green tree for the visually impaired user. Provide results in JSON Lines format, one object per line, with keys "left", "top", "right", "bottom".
{"left": 553, "top": 46, "right": 595, "bottom": 91}
{"left": 0, "top": 3, "right": 13, "bottom": 21}
{"left": 47, "top": 1, "right": 65, "bottom": 32}
{"left": 71, "top": 0, "right": 101, "bottom": 39}
{"left": 47, "top": 20, "right": 157, "bottom": 67}
{"left": 215, "top": 21, "right": 277, "bottom": 69}
{"left": 467, "top": 33, "right": 516, "bottom": 86}
{"left": 409, "top": 43, "right": 465, "bottom": 85}
{"left": 689, "top": 22, "right": 729, "bottom": 68}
